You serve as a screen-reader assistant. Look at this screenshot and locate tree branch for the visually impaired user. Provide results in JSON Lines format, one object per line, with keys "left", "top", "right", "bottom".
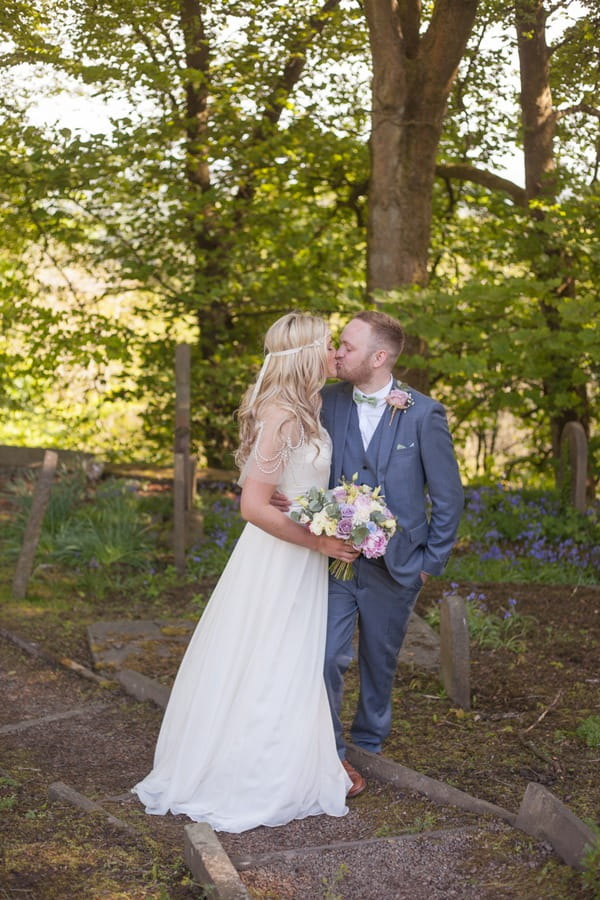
{"left": 522, "top": 689, "right": 564, "bottom": 734}
{"left": 261, "top": 0, "right": 341, "bottom": 128}
{"left": 555, "top": 103, "right": 600, "bottom": 122}
{"left": 421, "top": 0, "right": 480, "bottom": 88}
{"left": 237, "top": 0, "right": 341, "bottom": 202}
{"left": 131, "top": 25, "right": 180, "bottom": 112}
{"left": 66, "top": 196, "right": 183, "bottom": 303}
{"left": 435, "top": 162, "right": 527, "bottom": 206}
{"left": 397, "top": 0, "right": 421, "bottom": 58}
{"left": 156, "top": 19, "right": 184, "bottom": 69}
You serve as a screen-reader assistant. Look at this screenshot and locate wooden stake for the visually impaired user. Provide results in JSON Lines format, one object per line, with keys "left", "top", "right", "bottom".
{"left": 174, "top": 452, "right": 186, "bottom": 575}
{"left": 175, "top": 343, "right": 191, "bottom": 508}
{"left": 12, "top": 450, "right": 58, "bottom": 599}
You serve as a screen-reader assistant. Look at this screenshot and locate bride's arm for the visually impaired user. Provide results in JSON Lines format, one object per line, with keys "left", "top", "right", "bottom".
{"left": 240, "top": 477, "right": 358, "bottom": 562}
{"left": 238, "top": 407, "right": 358, "bottom": 562}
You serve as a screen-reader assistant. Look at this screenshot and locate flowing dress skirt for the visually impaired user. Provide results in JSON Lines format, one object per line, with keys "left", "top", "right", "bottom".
{"left": 132, "top": 519, "right": 349, "bottom": 832}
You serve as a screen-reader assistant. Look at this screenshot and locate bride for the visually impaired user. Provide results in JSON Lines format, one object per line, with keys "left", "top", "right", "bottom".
{"left": 132, "top": 312, "right": 358, "bottom": 833}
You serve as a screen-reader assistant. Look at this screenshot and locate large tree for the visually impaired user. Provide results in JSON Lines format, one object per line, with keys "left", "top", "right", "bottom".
{"left": 388, "top": 0, "right": 599, "bottom": 482}
{"left": 514, "top": 0, "right": 595, "bottom": 468}
{"left": 1, "top": 0, "right": 370, "bottom": 462}
{"left": 2, "top": 0, "right": 598, "bottom": 480}
{"left": 365, "top": 0, "right": 479, "bottom": 293}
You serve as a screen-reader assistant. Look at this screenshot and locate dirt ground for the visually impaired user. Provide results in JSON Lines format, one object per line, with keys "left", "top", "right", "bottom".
{"left": 1, "top": 576, "right": 598, "bottom": 898}
{"left": 0, "top": 470, "right": 599, "bottom": 898}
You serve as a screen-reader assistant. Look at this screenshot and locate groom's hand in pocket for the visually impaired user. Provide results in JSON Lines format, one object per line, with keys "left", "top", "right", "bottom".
{"left": 270, "top": 490, "right": 291, "bottom": 512}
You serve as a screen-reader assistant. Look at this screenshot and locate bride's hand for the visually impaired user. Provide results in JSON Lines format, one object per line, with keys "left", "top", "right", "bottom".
{"left": 317, "top": 536, "right": 361, "bottom": 561}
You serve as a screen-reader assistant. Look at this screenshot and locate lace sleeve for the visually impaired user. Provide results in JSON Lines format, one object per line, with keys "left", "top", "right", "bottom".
{"left": 238, "top": 408, "right": 304, "bottom": 486}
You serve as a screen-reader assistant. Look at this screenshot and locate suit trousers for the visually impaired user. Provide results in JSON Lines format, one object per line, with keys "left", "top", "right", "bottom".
{"left": 324, "top": 555, "right": 421, "bottom": 758}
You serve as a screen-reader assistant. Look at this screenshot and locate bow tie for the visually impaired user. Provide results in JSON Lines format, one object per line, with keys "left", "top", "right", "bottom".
{"left": 353, "top": 389, "right": 378, "bottom": 407}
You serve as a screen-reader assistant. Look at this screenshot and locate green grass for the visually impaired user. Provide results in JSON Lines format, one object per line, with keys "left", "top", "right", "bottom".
{"left": 4, "top": 474, "right": 598, "bottom": 612}
{"left": 577, "top": 716, "right": 600, "bottom": 749}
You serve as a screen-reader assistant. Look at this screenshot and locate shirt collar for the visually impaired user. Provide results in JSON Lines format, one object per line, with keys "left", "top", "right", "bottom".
{"left": 355, "top": 375, "right": 394, "bottom": 404}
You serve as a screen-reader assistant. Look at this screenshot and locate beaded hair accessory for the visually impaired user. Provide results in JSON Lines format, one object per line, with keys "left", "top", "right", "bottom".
{"left": 249, "top": 335, "right": 327, "bottom": 406}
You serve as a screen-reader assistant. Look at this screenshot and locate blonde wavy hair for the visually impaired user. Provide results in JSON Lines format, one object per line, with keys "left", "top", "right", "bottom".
{"left": 235, "top": 312, "right": 331, "bottom": 470}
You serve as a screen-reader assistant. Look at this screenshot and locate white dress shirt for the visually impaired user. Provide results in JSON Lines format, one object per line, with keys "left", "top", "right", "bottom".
{"left": 354, "top": 376, "right": 394, "bottom": 449}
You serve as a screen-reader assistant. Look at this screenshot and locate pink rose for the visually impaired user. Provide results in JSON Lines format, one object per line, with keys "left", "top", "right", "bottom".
{"left": 361, "top": 531, "right": 388, "bottom": 558}
{"left": 386, "top": 387, "right": 414, "bottom": 425}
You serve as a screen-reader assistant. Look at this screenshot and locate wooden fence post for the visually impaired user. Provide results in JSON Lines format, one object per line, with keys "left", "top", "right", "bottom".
{"left": 175, "top": 343, "right": 192, "bottom": 509}
{"left": 12, "top": 450, "right": 58, "bottom": 599}
{"left": 173, "top": 452, "right": 186, "bottom": 576}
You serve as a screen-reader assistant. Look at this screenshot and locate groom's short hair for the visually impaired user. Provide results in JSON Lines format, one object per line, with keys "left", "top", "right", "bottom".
{"left": 353, "top": 311, "right": 405, "bottom": 361}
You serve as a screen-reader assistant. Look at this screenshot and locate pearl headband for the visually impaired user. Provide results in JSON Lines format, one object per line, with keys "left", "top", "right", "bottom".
{"left": 249, "top": 335, "right": 327, "bottom": 406}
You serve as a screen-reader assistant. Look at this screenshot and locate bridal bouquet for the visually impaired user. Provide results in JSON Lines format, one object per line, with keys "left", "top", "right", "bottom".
{"left": 291, "top": 475, "right": 397, "bottom": 580}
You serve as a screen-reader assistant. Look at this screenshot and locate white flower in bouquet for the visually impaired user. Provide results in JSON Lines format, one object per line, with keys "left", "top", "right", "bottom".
{"left": 291, "top": 475, "right": 397, "bottom": 580}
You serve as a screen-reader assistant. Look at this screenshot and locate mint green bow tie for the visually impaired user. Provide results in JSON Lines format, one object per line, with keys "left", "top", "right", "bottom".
{"left": 353, "top": 390, "right": 378, "bottom": 407}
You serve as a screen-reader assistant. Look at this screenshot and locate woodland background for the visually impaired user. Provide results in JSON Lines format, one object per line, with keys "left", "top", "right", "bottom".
{"left": 0, "top": 0, "right": 598, "bottom": 488}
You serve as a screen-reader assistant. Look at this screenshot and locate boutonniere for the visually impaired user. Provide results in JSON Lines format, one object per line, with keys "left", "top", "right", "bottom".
{"left": 386, "top": 386, "right": 414, "bottom": 425}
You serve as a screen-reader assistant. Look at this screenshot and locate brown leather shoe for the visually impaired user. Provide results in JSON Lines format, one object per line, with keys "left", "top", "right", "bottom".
{"left": 342, "top": 759, "right": 366, "bottom": 798}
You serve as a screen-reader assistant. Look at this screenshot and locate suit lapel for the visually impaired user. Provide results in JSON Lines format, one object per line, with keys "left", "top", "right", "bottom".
{"left": 331, "top": 383, "right": 354, "bottom": 484}
{"left": 376, "top": 378, "right": 404, "bottom": 481}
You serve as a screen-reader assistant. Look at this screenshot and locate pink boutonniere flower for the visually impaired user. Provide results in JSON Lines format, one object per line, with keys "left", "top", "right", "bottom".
{"left": 386, "top": 387, "right": 414, "bottom": 425}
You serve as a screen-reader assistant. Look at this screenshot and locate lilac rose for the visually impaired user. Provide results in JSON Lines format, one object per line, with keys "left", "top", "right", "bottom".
{"left": 336, "top": 518, "right": 354, "bottom": 538}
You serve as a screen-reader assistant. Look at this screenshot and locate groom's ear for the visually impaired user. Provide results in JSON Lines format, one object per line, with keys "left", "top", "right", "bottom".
{"left": 372, "top": 349, "right": 389, "bottom": 369}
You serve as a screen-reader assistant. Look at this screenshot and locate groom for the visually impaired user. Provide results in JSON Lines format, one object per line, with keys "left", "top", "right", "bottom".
{"left": 320, "top": 311, "right": 464, "bottom": 797}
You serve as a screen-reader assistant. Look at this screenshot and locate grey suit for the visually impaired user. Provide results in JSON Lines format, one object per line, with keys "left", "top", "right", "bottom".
{"left": 321, "top": 379, "right": 464, "bottom": 756}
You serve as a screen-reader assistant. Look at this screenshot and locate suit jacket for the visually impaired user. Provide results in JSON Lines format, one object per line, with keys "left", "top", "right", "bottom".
{"left": 321, "top": 380, "right": 464, "bottom": 588}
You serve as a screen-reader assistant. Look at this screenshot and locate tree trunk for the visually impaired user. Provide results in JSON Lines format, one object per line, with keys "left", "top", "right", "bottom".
{"left": 366, "top": 0, "right": 479, "bottom": 291}
{"left": 177, "top": 0, "right": 344, "bottom": 464}
{"left": 515, "top": 0, "right": 591, "bottom": 480}
{"left": 365, "top": 0, "right": 478, "bottom": 389}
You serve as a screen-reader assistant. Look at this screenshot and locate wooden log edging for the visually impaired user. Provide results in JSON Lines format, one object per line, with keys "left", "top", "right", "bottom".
{"left": 347, "top": 744, "right": 516, "bottom": 825}
{"left": 10, "top": 617, "right": 593, "bottom": 880}
{"left": 0, "top": 444, "right": 94, "bottom": 469}
{"left": 116, "top": 667, "right": 171, "bottom": 710}
{"left": 229, "top": 824, "right": 486, "bottom": 870}
{"left": 0, "top": 626, "right": 118, "bottom": 688}
{"left": 0, "top": 702, "right": 109, "bottom": 736}
{"left": 185, "top": 823, "right": 250, "bottom": 899}
{"left": 48, "top": 781, "right": 139, "bottom": 838}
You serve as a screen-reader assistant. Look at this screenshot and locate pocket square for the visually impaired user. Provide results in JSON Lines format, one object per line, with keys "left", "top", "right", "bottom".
{"left": 396, "top": 442, "right": 415, "bottom": 450}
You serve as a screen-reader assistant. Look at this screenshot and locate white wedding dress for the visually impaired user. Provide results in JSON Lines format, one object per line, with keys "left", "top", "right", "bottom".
{"left": 132, "top": 419, "right": 349, "bottom": 833}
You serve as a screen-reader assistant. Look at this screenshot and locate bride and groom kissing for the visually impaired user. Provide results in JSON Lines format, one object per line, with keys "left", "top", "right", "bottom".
{"left": 133, "top": 309, "right": 464, "bottom": 834}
